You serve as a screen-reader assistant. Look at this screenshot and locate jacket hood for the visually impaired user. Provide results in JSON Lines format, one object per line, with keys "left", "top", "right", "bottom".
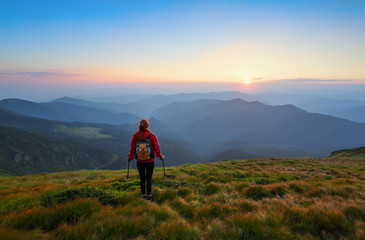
{"left": 134, "top": 130, "right": 152, "bottom": 139}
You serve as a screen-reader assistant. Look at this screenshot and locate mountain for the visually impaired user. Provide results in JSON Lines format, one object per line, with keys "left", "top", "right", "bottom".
{"left": 327, "top": 105, "right": 365, "bottom": 123}
{"left": 3, "top": 94, "right": 364, "bottom": 171}
{"left": 142, "top": 91, "right": 254, "bottom": 106}
{"left": 50, "top": 92, "right": 365, "bottom": 123}
{"left": 0, "top": 98, "right": 140, "bottom": 125}
{"left": 51, "top": 96, "right": 154, "bottom": 116}
{"left": 0, "top": 108, "right": 201, "bottom": 172}
{"left": 297, "top": 97, "right": 365, "bottom": 123}
{"left": 0, "top": 127, "right": 114, "bottom": 176}
{"left": 151, "top": 98, "right": 365, "bottom": 156}
{"left": 307, "top": 105, "right": 365, "bottom": 123}
{"left": 298, "top": 97, "right": 365, "bottom": 111}
{"left": 87, "top": 91, "right": 254, "bottom": 106}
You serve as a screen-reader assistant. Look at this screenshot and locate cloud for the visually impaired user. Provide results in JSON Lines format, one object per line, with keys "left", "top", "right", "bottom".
{"left": 287, "top": 78, "right": 354, "bottom": 83}
{"left": 0, "top": 71, "right": 83, "bottom": 78}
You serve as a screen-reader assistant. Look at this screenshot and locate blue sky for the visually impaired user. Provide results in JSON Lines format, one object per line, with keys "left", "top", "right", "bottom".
{"left": 1, "top": 0, "right": 365, "bottom": 99}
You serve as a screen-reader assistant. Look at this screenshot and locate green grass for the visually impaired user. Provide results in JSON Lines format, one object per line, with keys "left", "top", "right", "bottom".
{"left": 54, "top": 125, "right": 113, "bottom": 139}
{"left": 0, "top": 157, "right": 364, "bottom": 239}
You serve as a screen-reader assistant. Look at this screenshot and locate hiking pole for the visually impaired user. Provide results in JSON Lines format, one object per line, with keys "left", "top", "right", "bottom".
{"left": 161, "top": 155, "right": 167, "bottom": 188}
{"left": 126, "top": 157, "right": 130, "bottom": 191}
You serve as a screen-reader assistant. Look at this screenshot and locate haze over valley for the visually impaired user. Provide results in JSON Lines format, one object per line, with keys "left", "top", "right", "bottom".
{"left": 1, "top": 90, "right": 365, "bottom": 175}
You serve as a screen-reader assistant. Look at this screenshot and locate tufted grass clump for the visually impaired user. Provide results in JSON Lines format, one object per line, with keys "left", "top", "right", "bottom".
{"left": 53, "top": 210, "right": 155, "bottom": 240}
{"left": 289, "top": 182, "right": 305, "bottom": 193}
{"left": 237, "top": 200, "right": 258, "bottom": 212}
{"left": 151, "top": 219, "right": 201, "bottom": 240}
{"left": 196, "top": 202, "right": 234, "bottom": 220}
{"left": 177, "top": 187, "right": 193, "bottom": 198}
{"left": 41, "top": 186, "right": 128, "bottom": 207}
{"left": 343, "top": 205, "right": 365, "bottom": 222}
{"left": 169, "top": 199, "right": 195, "bottom": 220}
{"left": 9, "top": 199, "right": 100, "bottom": 231}
{"left": 268, "top": 184, "right": 288, "bottom": 198}
{"left": 302, "top": 208, "right": 353, "bottom": 239}
{"left": 0, "top": 196, "right": 38, "bottom": 215}
{"left": 0, "top": 226, "right": 46, "bottom": 240}
{"left": 203, "top": 182, "right": 220, "bottom": 195}
{"left": 224, "top": 214, "right": 293, "bottom": 240}
{"left": 243, "top": 186, "right": 271, "bottom": 200}
{"left": 306, "top": 187, "right": 326, "bottom": 198}
{"left": 111, "top": 179, "right": 139, "bottom": 191}
{"left": 155, "top": 188, "right": 178, "bottom": 204}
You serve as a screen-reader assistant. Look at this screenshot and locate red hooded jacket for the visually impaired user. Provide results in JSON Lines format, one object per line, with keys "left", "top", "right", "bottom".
{"left": 128, "top": 131, "right": 162, "bottom": 162}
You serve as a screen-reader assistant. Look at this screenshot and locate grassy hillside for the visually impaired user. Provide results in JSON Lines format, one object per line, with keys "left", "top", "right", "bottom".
{"left": 331, "top": 146, "right": 365, "bottom": 158}
{"left": 0, "top": 157, "right": 364, "bottom": 239}
{"left": 0, "top": 127, "right": 114, "bottom": 176}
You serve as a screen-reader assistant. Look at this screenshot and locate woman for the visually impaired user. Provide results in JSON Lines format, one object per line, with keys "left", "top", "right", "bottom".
{"left": 128, "top": 119, "right": 164, "bottom": 202}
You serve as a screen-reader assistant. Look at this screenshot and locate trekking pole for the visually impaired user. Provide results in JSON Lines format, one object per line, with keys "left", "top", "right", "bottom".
{"left": 126, "top": 157, "right": 130, "bottom": 191}
{"left": 161, "top": 155, "right": 167, "bottom": 188}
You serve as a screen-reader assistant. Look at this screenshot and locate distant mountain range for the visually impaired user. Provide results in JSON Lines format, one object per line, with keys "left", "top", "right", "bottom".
{"left": 150, "top": 98, "right": 365, "bottom": 155}
{"left": 0, "top": 98, "right": 140, "bottom": 125}
{"left": 85, "top": 91, "right": 365, "bottom": 123}
{"left": 296, "top": 97, "right": 365, "bottom": 123}
{"left": 0, "top": 107, "right": 201, "bottom": 175}
{"left": 86, "top": 91, "right": 254, "bottom": 106}
{"left": 1, "top": 93, "right": 365, "bottom": 175}
{"left": 51, "top": 96, "right": 154, "bottom": 117}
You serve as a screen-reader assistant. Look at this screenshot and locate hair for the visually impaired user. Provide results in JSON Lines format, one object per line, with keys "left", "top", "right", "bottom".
{"left": 136, "top": 119, "right": 151, "bottom": 138}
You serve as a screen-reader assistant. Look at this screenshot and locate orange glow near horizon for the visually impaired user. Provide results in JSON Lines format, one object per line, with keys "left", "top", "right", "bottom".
{"left": 1, "top": 65, "right": 364, "bottom": 88}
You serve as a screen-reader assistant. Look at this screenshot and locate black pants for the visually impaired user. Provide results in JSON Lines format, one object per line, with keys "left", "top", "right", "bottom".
{"left": 137, "top": 161, "right": 154, "bottom": 195}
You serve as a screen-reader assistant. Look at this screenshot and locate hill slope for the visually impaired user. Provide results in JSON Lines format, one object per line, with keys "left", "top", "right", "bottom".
{"left": 0, "top": 157, "right": 364, "bottom": 239}
{"left": 0, "top": 108, "right": 201, "bottom": 172}
{"left": 0, "top": 127, "right": 114, "bottom": 176}
{"left": 330, "top": 146, "right": 365, "bottom": 158}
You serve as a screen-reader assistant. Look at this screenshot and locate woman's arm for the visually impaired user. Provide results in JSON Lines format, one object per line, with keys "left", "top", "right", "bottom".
{"left": 128, "top": 135, "right": 137, "bottom": 160}
{"left": 151, "top": 134, "right": 162, "bottom": 158}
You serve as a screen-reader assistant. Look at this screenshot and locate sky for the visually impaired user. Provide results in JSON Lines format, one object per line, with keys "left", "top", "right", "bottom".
{"left": 1, "top": 0, "right": 365, "bottom": 100}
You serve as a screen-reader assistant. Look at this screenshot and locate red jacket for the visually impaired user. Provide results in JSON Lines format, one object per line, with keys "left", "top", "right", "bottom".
{"left": 128, "top": 131, "right": 162, "bottom": 162}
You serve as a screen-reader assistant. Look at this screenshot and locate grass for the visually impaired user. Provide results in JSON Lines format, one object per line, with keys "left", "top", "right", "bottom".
{"left": 0, "top": 157, "right": 364, "bottom": 239}
{"left": 54, "top": 125, "right": 113, "bottom": 139}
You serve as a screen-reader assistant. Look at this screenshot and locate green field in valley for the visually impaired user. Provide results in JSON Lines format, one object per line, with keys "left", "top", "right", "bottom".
{"left": 54, "top": 125, "right": 113, "bottom": 139}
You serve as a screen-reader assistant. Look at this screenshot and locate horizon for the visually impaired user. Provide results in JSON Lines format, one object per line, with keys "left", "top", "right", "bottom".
{"left": 2, "top": 79, "right": 365, "bottom": 102}
{"left": 1, "top": 0, "right": 365, "bottom": 100}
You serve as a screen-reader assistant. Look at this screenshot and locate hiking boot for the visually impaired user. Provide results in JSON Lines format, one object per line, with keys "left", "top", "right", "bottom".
{"left": 141, "top": 194, "right": 146, "bottom": 199}
{"left": 146, "top": 195, "right": 154, "bottom": 202}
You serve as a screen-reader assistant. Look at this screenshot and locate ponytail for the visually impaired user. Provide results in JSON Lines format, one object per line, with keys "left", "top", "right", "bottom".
{"left": 136, "top": 119, "right": 151, "bottom": 138}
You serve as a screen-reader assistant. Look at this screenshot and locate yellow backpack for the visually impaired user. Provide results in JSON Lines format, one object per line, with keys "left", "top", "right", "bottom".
{"left": 135, "top": 133, "right": 154, "bottom": 161}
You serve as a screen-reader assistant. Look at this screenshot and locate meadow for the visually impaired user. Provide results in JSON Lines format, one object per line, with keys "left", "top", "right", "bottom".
{"left": 0, "top": 157, "right": 364, "bottom": 240}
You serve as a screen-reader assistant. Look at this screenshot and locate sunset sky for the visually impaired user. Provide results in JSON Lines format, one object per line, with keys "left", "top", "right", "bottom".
{"left": 1, "top": 0, "right": 365, "bottom": 99}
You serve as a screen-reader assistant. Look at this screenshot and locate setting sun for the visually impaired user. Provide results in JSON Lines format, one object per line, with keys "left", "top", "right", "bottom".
{"left": 244, "top": 79, "right": 251, "bottom": 84}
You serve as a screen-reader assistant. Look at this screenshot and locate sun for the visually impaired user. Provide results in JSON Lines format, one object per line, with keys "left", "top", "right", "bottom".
{"left": 244, "top": 78, "right": 251, "bottom": 84}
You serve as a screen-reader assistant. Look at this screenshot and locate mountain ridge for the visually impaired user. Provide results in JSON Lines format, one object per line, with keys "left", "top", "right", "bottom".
{"left": 151, "top": 98, "right": 365, "bottom": 155}
{"left": 0, "top": 98, "right": 140, "bottom": 125}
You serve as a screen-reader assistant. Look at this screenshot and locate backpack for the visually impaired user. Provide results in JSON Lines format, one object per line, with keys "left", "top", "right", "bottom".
{"left": 135, "top": 133, "right": 155, "bottom": 161}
